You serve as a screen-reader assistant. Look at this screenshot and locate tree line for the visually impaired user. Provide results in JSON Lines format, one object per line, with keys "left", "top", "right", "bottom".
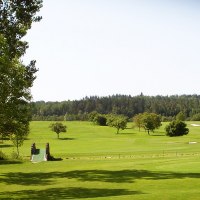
{"left": 31, "top": 94, "right": 200, "bottom": 121}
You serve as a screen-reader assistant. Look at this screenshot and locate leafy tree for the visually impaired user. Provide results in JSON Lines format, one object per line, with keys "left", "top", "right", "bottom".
{"left": 176, "top": 111, "right": 185, "bottom": 121}
{"left": 94, "top": 115, "right": 107, "bottom": 126}
{"left": 165, "top": 120, "right": 189, "bottom": 137}
{"left": 135, "top": 112, "right": 162, "bottom": 135}
{"left": 107, "top": 114, "right": 128, "bottom": 134}
{"left": 0, "top": 1, "right": 42, "bottom": 146}
{"left": 88, "top": 111, "right": 107, "bottom": 126}
{"left": 133, "top": 113, "right": 143, "bottom": 131}
{"left": 88, "top": 111, "right": 99, "bottom": 122}
{"left": 191, "top": 113, "right": 200, "bottom": 121}
{"left": 10, "top": 121, "right": 29, "bottom": 158}
{"left": 50, "top": 122, "right": 67, "bottom": 139}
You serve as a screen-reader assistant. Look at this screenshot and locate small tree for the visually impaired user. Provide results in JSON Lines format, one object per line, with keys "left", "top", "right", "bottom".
{"left": 94, "top": 114, "right": 107, "bottom": 126}
{"left": 107, "top": 114, "right": 128, "bottom": 134}
{"left": 176, "top": 111, "right": 185, "bottom": 121}
{"left": 50, "top": 122, "right": 67, "bottom": 139}
{"left": 133, "top": 113, "right": 143, "bottom": 131}
{"left": 191, "top": 113, "right": 200, "bottom": 121}
{"left": 165, "top": 120, "right": 189, "bottom": 137}
{"left": 9, "top": 121, "right": 29, "bottom": 158}
{"left": 135, "top": 112, "right": 162, "bottom": 135}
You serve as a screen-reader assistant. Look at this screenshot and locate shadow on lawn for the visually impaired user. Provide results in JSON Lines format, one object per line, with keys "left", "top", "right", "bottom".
{"left": 59, "top": 138, "right": 75, "bottom": 140}
{"left": 0, "top": 144, "right": 13, "bottom": 148}
{"left": 0, "top": 160, "right": 23, "bottom": 165}
{"left": 0, "top": 187, "right": 142, "bottom": 199}
{"left": 1, "top": 169, "right": 200, "bottom": 186}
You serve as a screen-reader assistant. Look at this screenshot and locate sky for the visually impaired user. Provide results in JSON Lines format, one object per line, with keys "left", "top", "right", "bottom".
{"left": 23, "top": 0, "right": 200, "bottom": 102}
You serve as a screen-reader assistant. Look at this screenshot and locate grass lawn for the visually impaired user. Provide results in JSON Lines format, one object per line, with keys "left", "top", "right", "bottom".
{"left": 1, "top": 121, "right": 200, "bottom": 199}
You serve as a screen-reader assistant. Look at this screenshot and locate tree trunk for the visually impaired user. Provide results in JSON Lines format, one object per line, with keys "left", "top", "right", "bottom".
{"left": 57, "top": 133, "right": 59, "bottom": 139}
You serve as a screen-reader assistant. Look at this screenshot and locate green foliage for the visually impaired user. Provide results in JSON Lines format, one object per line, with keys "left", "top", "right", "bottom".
{"left": 106, "top": 114, "right": 128, "bottom": 134}
{"left": 165, "top": 120, "right": 189, "bottom": 137}
{"left": 31, "top": 95, "right": 200, "bottom": 121}
{"left": 0, "top": 0, "right": 43, "bottom": 58}
{"left": 176, "top": 111, "right": 186, "bottom": 121}
{"left": 50, "top": 122, "right": 67, "bottom": 139}
{"left": 88, "top": 112, "right": 107, "bottom": 126}
{"left": 88, "top": 111, "right": 99, "bottom": 122}
{"left": 10, "top": 151, "right": 22, "bottom": 160}
{"left": 0, "top": 1, "right": 42, "bottom": 147}
{"left": 191, "top": 113, "right": 200, "bottom": 121}
{"left": 9, "top": 121, "right": 29, "bottom": 157}
{"left": 134, "top": 112, "right": 162, "bottom": 135}
{"left": 133, "top": 113, "right": 143, "bottom": 131}
{"left": 0, "top": 150, "right": 7, "bottom": 160}
{"left": 94, "top": 115, "right": 107, "bottom": 126}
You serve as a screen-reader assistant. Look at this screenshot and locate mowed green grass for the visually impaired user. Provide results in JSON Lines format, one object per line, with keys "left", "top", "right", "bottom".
{"left": 1, "top": 121, "right": 200, "bottom": 199}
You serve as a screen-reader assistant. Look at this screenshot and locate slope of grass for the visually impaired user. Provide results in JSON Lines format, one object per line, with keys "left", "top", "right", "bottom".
{"left": 1, "top": 121, "right": 200, "bottom": 199}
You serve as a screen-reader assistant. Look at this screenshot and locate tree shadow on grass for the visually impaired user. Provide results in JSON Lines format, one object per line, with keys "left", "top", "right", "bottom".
{"left": 0, "top": 187, "right": 142, "bottom": 199}
{"left": 1, "top": 169, "right": 200, "bottom": 186}
{"left": 121, "top": 132, "right": 137, "bottom": 135}
{"left": 59, "top": 138, "right": 75, "bottom": 140}
{"left": 0, "top": 160, "right": 23, "bottom": 165}
{"left": 0, "top": 144, "right": 13, "bottom": 148}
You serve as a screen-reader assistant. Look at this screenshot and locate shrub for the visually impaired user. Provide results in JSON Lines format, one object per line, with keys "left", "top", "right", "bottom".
{"left": 165, "top": 120, "right": 189, "bottom": 137}
{"left": 191, "top": 113, "right": 200, "bottom": 121}
{"left": 0, "top": 150, "right": 7, "bottom": 160}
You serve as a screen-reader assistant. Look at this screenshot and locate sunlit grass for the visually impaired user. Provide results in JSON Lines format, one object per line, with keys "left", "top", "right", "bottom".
{"left": 1, "top": 121, "right": 200, "bottom": 199}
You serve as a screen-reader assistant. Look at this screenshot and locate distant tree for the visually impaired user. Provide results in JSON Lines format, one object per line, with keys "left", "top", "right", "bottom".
{"left": 139, "top": 112, "right": 162, "bottom": 135}
{"left": 133, "top": 113, "right": 143, "bottom": 131}
{"left": 176, "top": 111, "right": 185, "bottom": 121}
{"left": 50, "top": 122, "right": 67, "bottom": 139}
{"left": 191, "top": 113, "right": 200, "bottom": 121}
{"left": 94, "top": 115, "right": 107, "bottom": 126}
{"left": 88, "top": 111, "right": 99, "bottom": 122}
{"left": 107, "top": 114, "right": 128, "bottom": 134}
{"left": 165, "top": 120, "right": 189, "bottom": 137}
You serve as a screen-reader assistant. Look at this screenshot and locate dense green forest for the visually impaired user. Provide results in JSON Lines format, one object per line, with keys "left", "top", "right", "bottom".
{"left": 31, "top": 94, "right": 200, "bottom": 121}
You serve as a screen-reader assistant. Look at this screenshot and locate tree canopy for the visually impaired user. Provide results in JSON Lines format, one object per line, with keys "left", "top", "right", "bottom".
{"left": 134, "top": 112, "right": 162, "bottom": 135}
{"left": 31, "top": 94, "right": 200, "bottom": 121}
{"left": 0, "top": 0, "right": 43, "bottom": 147}
{"left": 106, "top": 114, "right": 128, "bottom": 134}
{"left": 50, "top": 122, "right": 67, "bottom": 139}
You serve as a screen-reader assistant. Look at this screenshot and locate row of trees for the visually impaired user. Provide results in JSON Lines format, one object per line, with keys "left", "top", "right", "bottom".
{"left": 133, "top": 112, "right": 189, "bottom": 136}
{"left": 89, "top": 112, "right": 128, "bottom": 134}
{"left": 88, "top": 111, "right": 189, "bottom": 137}
{"left": 31, "top": 94, "right": 200, "bottom": 121}
{"left": 49, "top": 112, "right": 189, "bottom": 139}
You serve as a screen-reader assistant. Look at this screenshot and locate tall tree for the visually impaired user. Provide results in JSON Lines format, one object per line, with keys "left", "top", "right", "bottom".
{"left": 0, "top": 1, "right": 43, "bottom": 147}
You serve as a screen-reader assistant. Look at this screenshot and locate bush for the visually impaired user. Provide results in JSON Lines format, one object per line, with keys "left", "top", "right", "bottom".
{"left": 10, "top": 151, "right": 22, "bottom": 160}
{"left": 165, "top": 120, "right": 189, "bottom": 137}
{"left": 94, "top": 115, "right": 107, "bottom": 126}
{"left": 0, "top": 150, "right": 7, "bottom": 160}
{"left": 191, "top": 113, "right": 200, "bottom": 121}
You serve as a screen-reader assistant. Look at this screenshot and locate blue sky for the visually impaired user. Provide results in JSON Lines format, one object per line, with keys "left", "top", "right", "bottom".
{"left": 24, "top": 0, "right": 200, "bottom": 101}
